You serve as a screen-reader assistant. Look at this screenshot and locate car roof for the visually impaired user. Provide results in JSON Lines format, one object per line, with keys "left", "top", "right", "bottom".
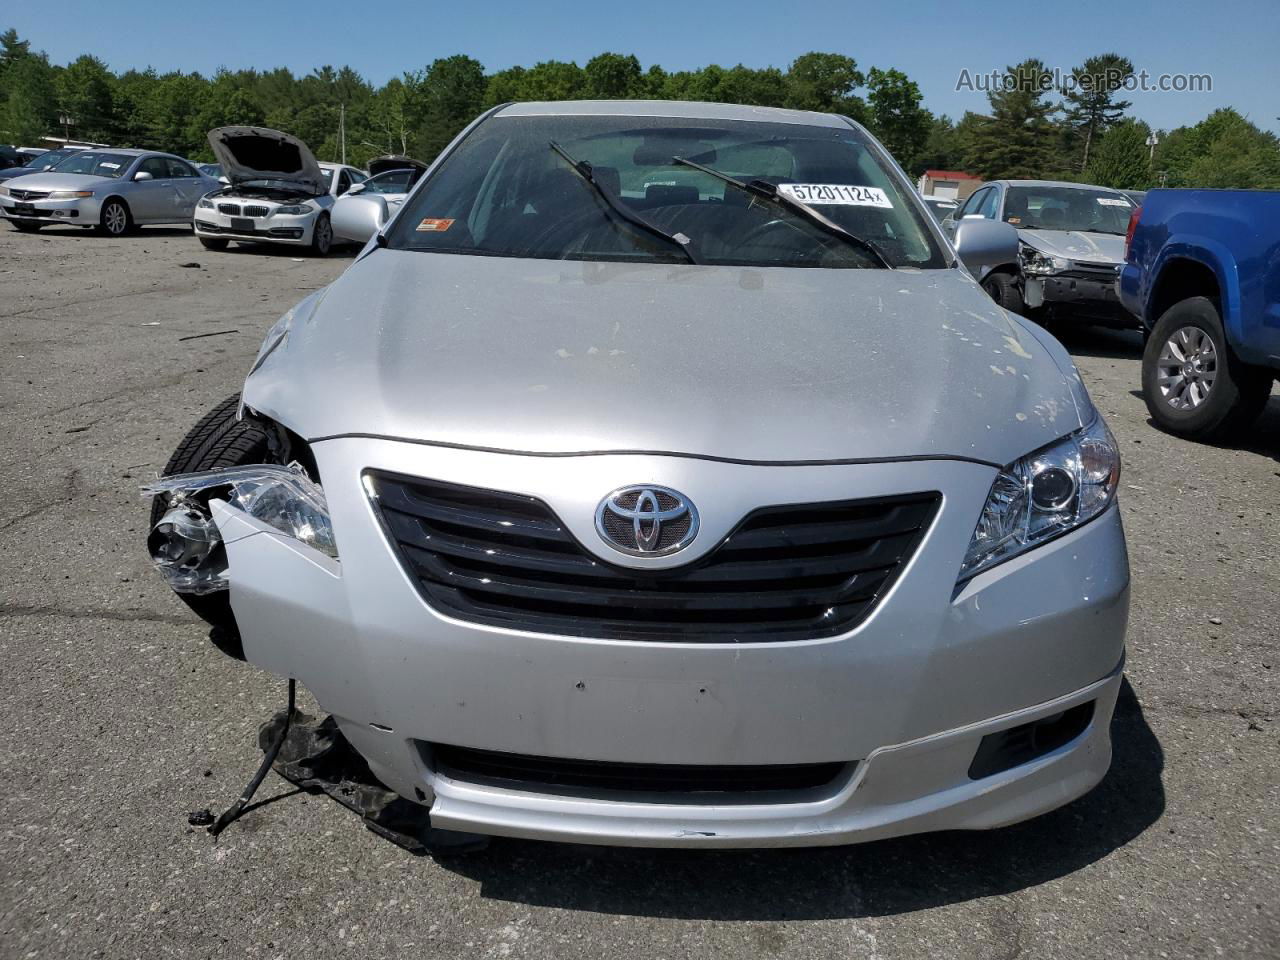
{"left": 493, "top": 99, "right": 852, "bottom": 128}
{"left": 991, "top": 179, "right": 1127, "bottom": 192}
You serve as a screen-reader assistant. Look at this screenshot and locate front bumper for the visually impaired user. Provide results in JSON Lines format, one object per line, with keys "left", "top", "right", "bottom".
{"left": 214, "top": 437, "right": 1130, "bottom": 847}
{"left": 1024, "top": 271, "right": 1132, "bottom": 323}
{"left": 193, "top": 209, "right": 314, "bottom": 245}
{"left": 0, "top": 195, "right": 100, "bottom": 224}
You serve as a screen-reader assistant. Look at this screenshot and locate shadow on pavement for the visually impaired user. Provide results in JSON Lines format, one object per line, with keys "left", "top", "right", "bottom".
{"left": 1048, "top": 322, "right": 1145, "bottom": 360}
{"left": 439, "top": 678, "right": 1165, "bottom": 920}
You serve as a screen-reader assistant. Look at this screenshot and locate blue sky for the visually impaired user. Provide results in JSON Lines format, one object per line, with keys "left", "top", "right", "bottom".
{"left": 6, "top": 0, "right": 1277, "bottom": 134}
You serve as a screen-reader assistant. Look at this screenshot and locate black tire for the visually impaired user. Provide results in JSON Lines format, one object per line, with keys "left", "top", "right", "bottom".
{"left": 10, "top": 220, "right": 42, "bottom": 233}
{"left": 198, "top": 237, "right": 229, "bottom": 251}
{"left": 97, "top": 198, "right": 132, "bottom": 237}
{"left": 982, "top": 270, "right": 1026, "bottom": 315}
{"left": 150, "top": 394, "right": 271, "bottom": 659}
{"left": 309, "top": 213, "right": 332, "bottom": 256}
{"left": 1141, "top": 296, "right": 1272, "bottom": 441}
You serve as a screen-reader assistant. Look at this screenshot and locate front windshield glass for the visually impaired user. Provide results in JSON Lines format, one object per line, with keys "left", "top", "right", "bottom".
{"left": 50, "top": 151, "right": 133, "bottom": 178}
{"left": 1003, "top": 185, "right": 1133, "bottom": 235}
{"left": 387, "top": 115, "right": 945, "bottom": 269}
{"left": 363, "top": 169, "right": 414, "bottom": 194}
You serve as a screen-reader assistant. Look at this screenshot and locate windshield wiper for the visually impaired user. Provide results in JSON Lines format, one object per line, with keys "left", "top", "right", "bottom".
{"left": 671, "top": 156, "right": 892, "bottom": 269}
{"left": 549, "top": 141, "right": 700, "bottom": 265}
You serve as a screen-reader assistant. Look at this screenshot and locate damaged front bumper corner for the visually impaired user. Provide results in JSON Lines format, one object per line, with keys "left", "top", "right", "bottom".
{"left": 142, "top": 465, "right": 336, "bottom": 595}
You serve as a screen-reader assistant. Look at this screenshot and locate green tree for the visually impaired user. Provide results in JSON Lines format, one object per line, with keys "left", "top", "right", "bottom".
{"left": 583, "top": 53, "right": 645, "bottom": 99}
{"left": 784, "top": 53, "right": 864, "bottom": 114}
{"left": 56, "top": 54, "right": 115, "bottom": 142}
{"left": 1085, "top": 118, "right": 1151, "bottom": 189}
{"left": 865, "top": 68, "right": 932, "bottom": 172}
{"left": 1062, "top": 53, "right": 1134, "bottom": 171}
{"left": 411, "top": 55, "right": 487, "bottom": 159}
{"left": 964, "top": 59, "right": 1059, "bottom": 179}
{"left": 0, "top": 51, "right": 58, "bottom": 143}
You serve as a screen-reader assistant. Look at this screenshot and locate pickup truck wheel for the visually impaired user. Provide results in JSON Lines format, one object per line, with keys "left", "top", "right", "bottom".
{"left": 981, "top": 271, "right": 1025, "bottom": 315}
{"left": 1141, "top": 297, "right": 1272, "bottom": 440}
{"left": 149, "top": 394, "right": 272, "bottom": 660}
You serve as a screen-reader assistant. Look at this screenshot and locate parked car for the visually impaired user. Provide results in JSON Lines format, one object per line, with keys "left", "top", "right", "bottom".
{"left": 0, "top": 147, "right": 93, "bottom": 183}
{"left": 16, "top": 146, "right": 49, "bottom": 161}
{"left": 144, "top": 100, "right": 1127, "bottom": 849}
{"left": 946, "top": 179, "right": 1137, "bottom": 326}
{"left": 1119, "top": 188, "right": 1279, "bottom": 441}
{"left": 920, "top": 193, "right": 958, "bottom": 223}
{"left": 0, "top": 145, "right": 25, "bottom": 169}
{"left": 193, "top": 126, "right": 367, "bottom": 255}
{"left": 1121, "top": 189, "right": 1146, "bottom": 206}
{"left": 331, "top": 154, "right": 428, "bottom": 243}
{"left": 0, "top": 149, "right": 221, "bottom": 235}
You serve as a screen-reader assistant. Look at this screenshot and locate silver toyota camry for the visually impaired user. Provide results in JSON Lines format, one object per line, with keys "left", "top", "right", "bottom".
{"left": 0, "top": 149, "right": 219, "bottom": 234}
{"left": 145, "top": 101, "right": 1129, "bottom": 848}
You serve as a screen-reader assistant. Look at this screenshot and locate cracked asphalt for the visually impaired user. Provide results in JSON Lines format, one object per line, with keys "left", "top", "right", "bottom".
{"left": 1, "top": 224, "right": 1277, "bottom": 960}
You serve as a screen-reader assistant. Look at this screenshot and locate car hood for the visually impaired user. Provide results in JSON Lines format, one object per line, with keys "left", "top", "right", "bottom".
{"left": 3, "top": 172, "right": 116, "bottom": 191}
{"left": 244, "top": 253, "right": 1087, "bottom": 466}
{"left": 1018, "top": 229, "right": 1125, "bottom": 264}
{"left": 367, "top": 154, "right": 428, "bottom": 178}
{"left": 207, "top": 126, "right": 326, "bottom": 196}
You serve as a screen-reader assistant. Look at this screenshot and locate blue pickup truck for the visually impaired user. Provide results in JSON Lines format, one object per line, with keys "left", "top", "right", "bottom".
{"left": 1119, "top": 189, "right": 1279, "bottom": 440}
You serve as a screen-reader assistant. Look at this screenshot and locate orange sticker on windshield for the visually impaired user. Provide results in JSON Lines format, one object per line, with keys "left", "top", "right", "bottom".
{"left": 416, "top": 218, "right": 455, "bottom": 232}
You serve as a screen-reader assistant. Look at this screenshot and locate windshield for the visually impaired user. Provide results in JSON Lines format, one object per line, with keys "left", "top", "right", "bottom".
{"left": 1003, "top": 185, "right": 1133, "bottom": 235}
{"left": 386, "top": 114, "right": 945, "bottom": 269}
{"left": 363, "top": 169, "right": 414, "bottom": 194}
{"left": 50, "top": 151, "right": 134, "bottom": 178}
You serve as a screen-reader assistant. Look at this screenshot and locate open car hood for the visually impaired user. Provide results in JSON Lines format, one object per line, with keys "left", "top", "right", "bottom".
{"left": 207, "top": 126, "right": 327, "bottom": 196}
{"left": 367, "top": 155, "right": 428, "bottom": 178}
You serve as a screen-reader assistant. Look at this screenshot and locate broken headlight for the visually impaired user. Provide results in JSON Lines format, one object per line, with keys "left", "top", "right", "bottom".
{"left": 1020, "top": 243, "right": 1070, "bottom": 276}
{"left": 143, "top": 464, "right": 336, "bottom": 594}
{"left": 959, "top": 415, "right": 1119, "bottom": 581}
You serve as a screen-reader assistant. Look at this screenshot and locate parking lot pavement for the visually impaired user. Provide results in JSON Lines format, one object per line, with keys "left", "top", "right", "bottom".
{"left": 0, "top": 223, "right": 1276, "bottom": 959}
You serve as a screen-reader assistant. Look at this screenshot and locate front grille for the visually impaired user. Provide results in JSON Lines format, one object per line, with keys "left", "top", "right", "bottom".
{"left": 427, "top": 742, "right": 849, "bottom": 800}
{"left": 217, "top": 202, "right": 241, "bottom": 215}
{"left": 10, "top": 189, "right": 48, "bottom": 201}
{"left": 243, "top": 205, "right": 269, "bottom": 217}
{"left": 368, "top": 472, "right": 940, "bottom": 642}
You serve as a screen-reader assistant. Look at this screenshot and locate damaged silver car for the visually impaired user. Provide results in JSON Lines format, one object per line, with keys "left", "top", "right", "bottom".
{"left": 146, "top": 101, "right": 1129, "bottom": 848}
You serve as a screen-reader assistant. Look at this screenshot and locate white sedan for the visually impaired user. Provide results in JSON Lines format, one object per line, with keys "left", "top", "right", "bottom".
{"left": 193, "top": 126, "right": 366, "bottom": 256}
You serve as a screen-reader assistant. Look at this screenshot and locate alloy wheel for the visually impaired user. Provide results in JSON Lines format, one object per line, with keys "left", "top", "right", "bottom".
{"left": 104, "top": 203, "right": 127, "bottom": 236}
{"left": 1156, "top": 324, "right": 1218, "bottom": 410}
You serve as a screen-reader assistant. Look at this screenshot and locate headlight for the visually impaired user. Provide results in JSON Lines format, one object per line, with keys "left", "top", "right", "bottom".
{"left": 47, "top": 190, "right": 94, "bottom": 200}
{"left": 1020, "top": 243, "right": 1069, "bottom": 276}
{"left": 959, "top": 415, "right": 1120, "bottom": 581}
{"left": 198, "top": 196, "right": 215, "bottom": 209}
{"left": 274, "top": 204, "right": 311, "bottom": 216}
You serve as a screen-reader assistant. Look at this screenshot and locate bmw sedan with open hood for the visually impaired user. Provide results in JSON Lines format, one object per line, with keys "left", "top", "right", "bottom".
{"left": 193, "top": 126, "right": 366, "bottom": 255}
{"left": 145, "top": 101, "right": 1129, "bottom": 848}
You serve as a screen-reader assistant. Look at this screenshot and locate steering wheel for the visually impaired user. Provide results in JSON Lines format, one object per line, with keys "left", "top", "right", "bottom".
{"left": 736, "top": 217, "right": 846, "bottom": 261}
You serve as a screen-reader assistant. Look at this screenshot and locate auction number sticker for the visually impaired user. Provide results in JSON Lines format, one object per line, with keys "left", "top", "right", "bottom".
{"left": 416, "top": 218, "right": 455, "bottom": 232}
{"left": 779, "top": 184, "right": 893, "bottom": 208}
{"left": 1096, "top": 197, "right": 1132, "bottom": 207}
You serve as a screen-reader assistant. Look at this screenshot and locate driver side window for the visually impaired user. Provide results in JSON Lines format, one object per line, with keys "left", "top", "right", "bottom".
{"left": 138, "top": 157, "right": 170, "bottom": 179}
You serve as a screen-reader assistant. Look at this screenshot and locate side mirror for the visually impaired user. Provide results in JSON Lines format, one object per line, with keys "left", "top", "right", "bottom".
{"left": 953, "top": 219, "right": 1019, "bottom": 279}
{"left": 133, "top": 171, "right": 153, "bottom": 182}
{"left": 346, "top": 182, "right": 365, "bottom": 196}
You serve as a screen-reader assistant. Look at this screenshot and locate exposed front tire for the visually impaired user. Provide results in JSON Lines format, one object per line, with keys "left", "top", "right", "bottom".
{"left": 198, "top": 237, "right": 229, "bottom": 251}
{"left": 982, "top": 270, "right": 1026, "bottom": 316}
{"left": 309, "top": 213, "right": 333, "bottom": 257}
{"left": 150, "top": 394, "right": 272, "bottom": 659}
{"left": 10, "top": 220, "right": 42, "bottom": 233}
{"left": 1141, "top": 296, "right": 1272, "bottom": 441}
{"left": 97, "top": 198, "right": 132, "bottom": 237}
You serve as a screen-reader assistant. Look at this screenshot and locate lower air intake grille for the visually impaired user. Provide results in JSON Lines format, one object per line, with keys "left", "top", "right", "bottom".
{"left": 427, "top": 742, "right": 848, "bottom": 800}
{"left": 368, "top": 471, "right": 939, "bottom": 642}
